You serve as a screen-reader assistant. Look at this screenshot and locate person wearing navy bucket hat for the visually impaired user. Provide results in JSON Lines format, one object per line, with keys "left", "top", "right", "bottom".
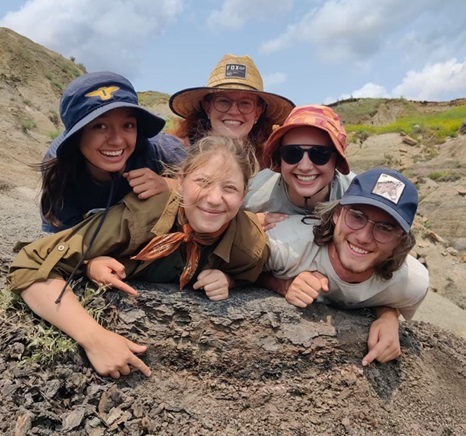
{"left": 260, "top": 168, "right": 429, "bottom": 366}
{"left": 39, "top": 71, "right": 187, "bottom": 232}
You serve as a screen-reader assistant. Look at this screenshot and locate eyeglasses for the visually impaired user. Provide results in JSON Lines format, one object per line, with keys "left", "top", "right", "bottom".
{"left": 211, "top": 96, "right": 257, "bottom": 114}
{"left": 279, "top": 145, "right": 335, "bottom": 166}
{"left": 343, "top": 207, "right": 403, "bottom": 244}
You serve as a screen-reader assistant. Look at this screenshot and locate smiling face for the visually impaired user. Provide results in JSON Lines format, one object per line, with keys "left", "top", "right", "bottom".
{"left": 181, "top": 153, "right": 246, "bottom": 233}
{"left": 280, "top": 126, "right": 338, "bottom": 208}
{"left": 202, "top": 91, "right": 263, "bottom": 139}
{"left": 329, "top": 204, "right": 401, "bottom": 282}
{"left": 79, "top": 107, "right": 138, "bottom": 181}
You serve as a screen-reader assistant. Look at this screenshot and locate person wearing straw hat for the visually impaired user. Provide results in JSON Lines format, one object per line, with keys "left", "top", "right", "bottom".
{"left": 39, "top": 71, "right": 187, "bottom": 233}
{"left": 243, "top": 104, "right": 356, "bottom": 230}
{"left": 169, "top": 53, "right": 295, "bottom": 167}
{"left": 261, "top": 168, "right": 429, "bottom": 365}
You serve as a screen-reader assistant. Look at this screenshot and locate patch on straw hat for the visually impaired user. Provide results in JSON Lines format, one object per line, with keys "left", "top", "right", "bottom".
{"left": 169, "top": 54, "right": 294, "bottom": 125}
{"left": 263, "top": 104, "right": 350, "bottom": 175}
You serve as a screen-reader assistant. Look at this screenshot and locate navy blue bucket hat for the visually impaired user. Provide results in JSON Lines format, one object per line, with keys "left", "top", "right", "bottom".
{"left": 53, "top": 71, "right": 165, "bottom": 156}
{"left": 340, "top": 168, "right": 418, "bottom": 232}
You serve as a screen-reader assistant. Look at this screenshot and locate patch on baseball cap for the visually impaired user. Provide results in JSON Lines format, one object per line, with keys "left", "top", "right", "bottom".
{"left": 372, "top": 173, "right": 406, "bottom": 204}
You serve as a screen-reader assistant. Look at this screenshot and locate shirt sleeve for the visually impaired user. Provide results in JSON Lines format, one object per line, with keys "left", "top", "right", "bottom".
{"left": 147, "top": 133, "right": 188, "bottom": 168}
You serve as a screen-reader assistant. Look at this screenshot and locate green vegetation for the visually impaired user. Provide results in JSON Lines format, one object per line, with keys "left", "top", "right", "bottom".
{"left": 48, "top": 130, "right": 60, "bottom": 140}
{"left": 0, "top": 282, "right": 111, "bottom": 366}
{"left": 427, "top": 170, "right": 462, "bottom": 182}
{"left": 332, "top": 98, "right": 466, "bottom": 145}
{"left": 17, "top": 116, "right": 36, "bottom": 132}
{"left": 138, "top": 90, "right": 171, "bottom": 106}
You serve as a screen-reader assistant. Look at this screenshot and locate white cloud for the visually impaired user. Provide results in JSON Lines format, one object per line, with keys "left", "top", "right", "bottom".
{"left": 207, "top": 0, "right": 293, "bottom": 30}
{"left": 263, "top": 72, "right": 286, "bottom": 89}
{"left": 260, "top": 0, "right": 461, "bottom": 64}
{"left": 392, "top": 58, "right": 466, "bottom": 101}
{"left": 0, "top": 0, "right": 183, "bottom": 77}
{"left": 330, "top": 58, "right": 466, "bottom": 103}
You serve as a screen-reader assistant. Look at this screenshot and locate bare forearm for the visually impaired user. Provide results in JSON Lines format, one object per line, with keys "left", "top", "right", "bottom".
{"left": 21, "top": 279, "right": 104, "bottom": 347}
{"left": 256, "top": 272, "right": 291, "bottom": 297}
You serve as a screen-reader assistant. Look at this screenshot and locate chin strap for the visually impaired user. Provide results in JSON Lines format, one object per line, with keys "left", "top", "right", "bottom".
{"left": 55, "top": 172, "right": 120, "bottom": 304}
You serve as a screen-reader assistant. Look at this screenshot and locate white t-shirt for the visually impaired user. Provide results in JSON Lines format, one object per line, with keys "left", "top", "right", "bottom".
{"left": 266, "top": 215, "right": 429, "bottom": 320}
{"left": 243, "top": 169, "right": 355, "bottom": 214}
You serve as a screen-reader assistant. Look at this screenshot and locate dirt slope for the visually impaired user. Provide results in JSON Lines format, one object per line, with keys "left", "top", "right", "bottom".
{"left": 0, "top": 27, "right": 465, "bottom": 436}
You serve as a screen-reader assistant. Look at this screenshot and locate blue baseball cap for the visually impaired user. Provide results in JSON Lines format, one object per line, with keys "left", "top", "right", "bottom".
{"left": 53, "top": 71, "right": 165, "bottom": 156}
{"left": 340, "top": 168, "right": 418, "bottom": 232}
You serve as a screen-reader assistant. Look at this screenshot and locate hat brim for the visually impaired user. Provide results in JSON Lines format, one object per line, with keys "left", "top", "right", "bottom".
{"left": 264, "top": 123, "right": 350, "bottom": 175}
{"left": 340, "top": 195, "right": 410, "bottom": 232}
{"left": 55, "top": 102, "right": 165, "bottom": 156}
{"left": 169, "top": 86, "right": 295, "bottom": 125}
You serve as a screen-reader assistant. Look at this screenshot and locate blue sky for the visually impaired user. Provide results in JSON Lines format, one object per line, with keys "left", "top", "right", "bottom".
{"left": 1, "top": 0, "right": 466, "bottom": 106}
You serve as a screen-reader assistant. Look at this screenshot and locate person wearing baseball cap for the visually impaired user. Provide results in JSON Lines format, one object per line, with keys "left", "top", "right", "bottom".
{"left": 260, "top": 168, "right": 429, "bottom": 366}
{"left": 243, "top": 104, "right": 356, "bottom": 230}
{"left": 168, "top": 53, "right": 295, "bottom": 167}
{"left": 39, "top": 71, "right": 187, "bottom": 232}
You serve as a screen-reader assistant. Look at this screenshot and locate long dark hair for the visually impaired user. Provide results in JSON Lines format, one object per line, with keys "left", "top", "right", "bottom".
{"left": 37, "top": 128, "right": 148, "bottom": 227}
{"left": 313, "top": 200, "right": 416, "bottom": 280}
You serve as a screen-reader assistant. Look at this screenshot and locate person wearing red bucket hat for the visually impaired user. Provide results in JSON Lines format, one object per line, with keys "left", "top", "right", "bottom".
{"left": 260, "top": 168, "right": 429, "bottom": 365}
{"left": 168, "top": 54, "right": 295, "bottom": 167}
{"left": 38, "top": 71, "right": 187, "bottom": 233}
{"left": 244, "top": 104, "right": 355, "bottom": 229}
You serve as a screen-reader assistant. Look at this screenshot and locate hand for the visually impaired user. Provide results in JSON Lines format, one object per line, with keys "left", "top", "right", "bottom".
{"left": 193, "top": 269, "right": 231, "bottom": 301}
{"left": 86, "top": 256, "right": 137, "bottom": 296}
{"left": 362, "top": 307, "right": 401, "bottom": 366}
{"left": 123, "top": 168, "right": 169, "bottom": 200}
{"left": 256, "top": 212, "right": 288, "bottom": 231}
{"left": 83, "top": 327, "right": 151, "bottom": 379}
{"left": 285, "top": 271, "right": 329, "bottom": 308}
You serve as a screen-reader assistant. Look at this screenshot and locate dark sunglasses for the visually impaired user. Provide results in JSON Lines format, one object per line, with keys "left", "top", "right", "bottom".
{"left": 279, "top": 145, "right": 335, "bottom": 166}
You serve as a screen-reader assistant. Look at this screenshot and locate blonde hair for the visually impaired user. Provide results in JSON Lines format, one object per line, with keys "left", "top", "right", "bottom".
{"left": 168, "top": 134, "right": 259, "bottom": 195}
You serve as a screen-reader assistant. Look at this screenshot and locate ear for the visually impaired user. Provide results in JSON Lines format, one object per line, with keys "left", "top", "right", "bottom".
{"left": 201, "top": 99, "right": 212, "bottom": 117}
{"left": 332, "top": 206, "right": 342, "bottom": 225}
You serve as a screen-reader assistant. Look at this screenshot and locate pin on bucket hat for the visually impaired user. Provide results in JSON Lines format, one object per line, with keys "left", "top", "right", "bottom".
{"left": 53, "top": 71, "right": 165, "bottom": 157}
{"left": 169, "top": 54, "right": 295, "bottom": 125}
{"left": 263, "top": 104, "right": 350, "bottom": 175}
{"left": 340, "top": 168, "right": 418, "bottom": 232}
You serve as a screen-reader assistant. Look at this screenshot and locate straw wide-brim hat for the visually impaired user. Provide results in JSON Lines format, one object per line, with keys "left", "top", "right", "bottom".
{"left": 169, "top": 54, "right": 295, "bottom": 125}
{"left": 263, "top": 104, "right": 350, "bottom": 175}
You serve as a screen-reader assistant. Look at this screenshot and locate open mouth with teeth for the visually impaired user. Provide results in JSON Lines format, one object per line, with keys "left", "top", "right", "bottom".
{"left": 348, "top": 242, "right": 369, "bottom": 255}
{"left": 296, "top": 174, "right": 318, "bottom": 182}
{"left": 100, "top": 150, "right": 124, "bottom": 157}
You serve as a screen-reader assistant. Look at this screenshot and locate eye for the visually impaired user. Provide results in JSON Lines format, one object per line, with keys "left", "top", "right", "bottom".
{"left": 91, "top": 122, "right": 107, "bottom": 131}
{"left": 375, "top": 223, "right": 396, "bottom": 234}
{"left": 224, "top": 184, "right": 239, "bottom": 193}
{"left": 216, "top": 97, "right": 231, "bottom": 105}
{"left": 349, "top": 210, "right": 366, "bottom": 223}
{"left": 124, "top": 120, "right": 137, "bottom": 129}
{"left": 193, "top": 177, "right": 211, "bottom": 188}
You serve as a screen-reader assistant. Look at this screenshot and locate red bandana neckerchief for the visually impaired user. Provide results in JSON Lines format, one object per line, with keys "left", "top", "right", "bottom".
{"left": 131, "top": 208, "right": 228, "bottom": 289}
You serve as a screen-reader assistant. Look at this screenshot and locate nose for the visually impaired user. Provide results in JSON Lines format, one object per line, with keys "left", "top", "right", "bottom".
{"left": 354, "top": 221, "right": 375, "bottom": 243}
{"left": 226, "top": 100, "right": 241, "bottom": 114}
{"left": 297, "top": 150, "right": 314, "bottom": 169}
{"left": 106, "top": 127, "right": 125, "bottom": 146}
{"left": 206, "top": 185, "right": 223, "bottom": 204}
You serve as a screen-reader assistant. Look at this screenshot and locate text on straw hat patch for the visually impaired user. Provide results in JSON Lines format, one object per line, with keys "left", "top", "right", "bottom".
{"left": 372, "top": 173, "right": 406, "bottom": 204}
{"left": 225, "top": 64, "right": 247, "bottom": 79}
{"left": 85, "top": 86, "right": 120, "bottom": 101}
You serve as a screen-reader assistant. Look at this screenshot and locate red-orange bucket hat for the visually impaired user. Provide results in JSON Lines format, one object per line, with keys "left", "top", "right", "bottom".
{"left": 263, "top": 104, "right": 350, "bottom": 174}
